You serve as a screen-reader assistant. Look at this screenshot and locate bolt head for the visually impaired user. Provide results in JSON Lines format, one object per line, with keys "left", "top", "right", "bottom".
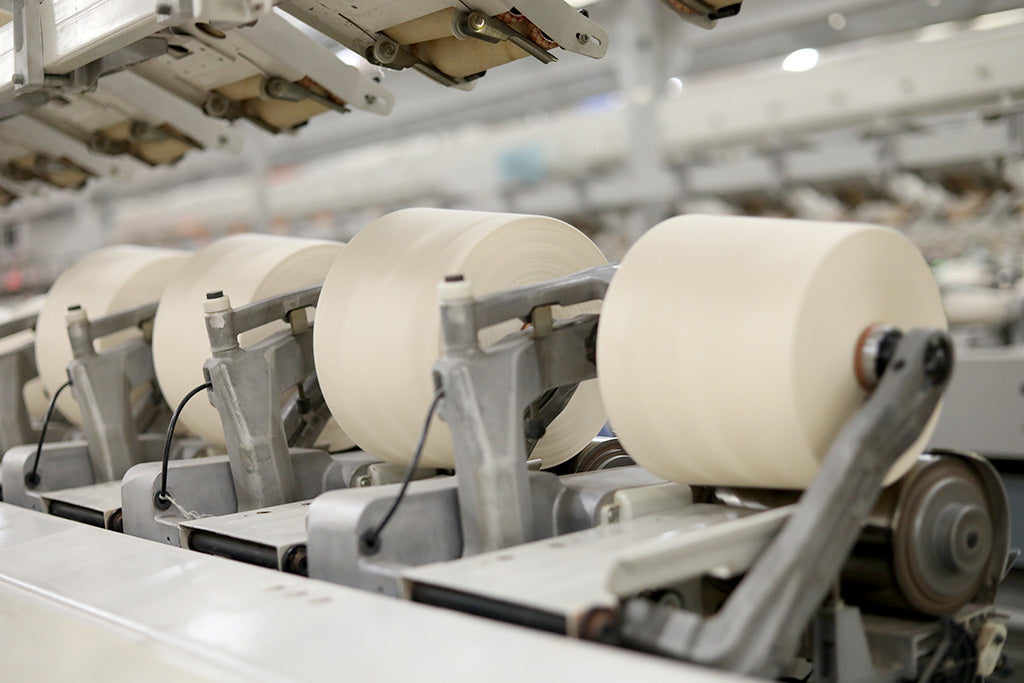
{"left": 577, "top": 33, "right": 590, "bottom": 44}
{"left": 470, "top": 14, "right": 487, "bottom": 29}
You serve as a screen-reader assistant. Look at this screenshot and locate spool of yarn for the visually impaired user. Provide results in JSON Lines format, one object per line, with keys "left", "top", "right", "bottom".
{"left": 35, "top": 246, "right": 190, "bottom": 426}
{"left": 597, "top": 215, "right": 947, "bottom": 489}
{"left": 314, "top": 208, "right": 608, "bottom": 469}
{"left": 152, "top": 234, "right": 350, "bottom": 450}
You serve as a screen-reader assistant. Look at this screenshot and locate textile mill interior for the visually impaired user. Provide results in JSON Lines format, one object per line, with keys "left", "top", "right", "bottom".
{"left": 0, "top": 0, "right": 1022, "bottom": 681}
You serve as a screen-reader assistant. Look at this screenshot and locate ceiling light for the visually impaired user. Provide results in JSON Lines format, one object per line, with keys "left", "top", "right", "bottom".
{"left": 782, "top": 48, "right": 818, "bottom": 73}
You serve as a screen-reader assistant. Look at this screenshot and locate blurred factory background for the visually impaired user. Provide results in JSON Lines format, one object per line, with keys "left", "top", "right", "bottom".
{"left": 1, "top": 0, "right": 1023, "bottom": 291}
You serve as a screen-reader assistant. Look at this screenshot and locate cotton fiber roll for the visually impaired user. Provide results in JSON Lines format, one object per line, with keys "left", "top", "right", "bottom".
{"left": 152, "top": 234, "right": 350, "bottom": 450}
{"left": 597, "top": 215, "right": 947, "bottom": 489}
{"left": 313, "top": 208, "right": 609, "bottom": 469}
{"left": 35, "top": 246, "right": 191, "bottom": 426}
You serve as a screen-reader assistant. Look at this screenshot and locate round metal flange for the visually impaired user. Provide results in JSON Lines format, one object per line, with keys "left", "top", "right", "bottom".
{"left": 891, "top": 455, "right": 998, "bottom": 615}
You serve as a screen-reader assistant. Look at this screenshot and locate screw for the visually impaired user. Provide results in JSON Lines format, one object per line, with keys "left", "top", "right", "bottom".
{"left": 357, "top": 476, "right": 371, "bottom": 487}
{"left": 378, "top": 42, "right": 396, "bottom": 58}
{"left": 364, "top": 94, "right": 377, "bottom": 105}
{"left": 469, "top": 13, "right": 487, "bottom": 30}
{"left": 577, "top": 33, "right": 590, "bottom": 44}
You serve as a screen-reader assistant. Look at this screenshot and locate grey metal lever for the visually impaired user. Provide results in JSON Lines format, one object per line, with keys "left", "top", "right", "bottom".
{"left": 618, "top": 328, "right": 953, "bottom": 677}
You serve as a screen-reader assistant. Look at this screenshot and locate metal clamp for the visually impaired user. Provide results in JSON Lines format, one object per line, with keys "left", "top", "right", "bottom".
{"left": 369, "top": 37, "right": 476, "bottom": 90}
{"left": 261, "top": 77, "right": 350, "bottom": 115}
{"left": 453, "top": 12, "right": 557, "bottom": 65}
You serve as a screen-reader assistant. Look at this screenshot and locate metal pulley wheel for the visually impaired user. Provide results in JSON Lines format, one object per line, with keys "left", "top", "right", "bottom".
{"left": 845, "top": 451, "right": 1010, "bottom": 616}
{"left": 573, "top": 437, "right": 634, "bottom": 472}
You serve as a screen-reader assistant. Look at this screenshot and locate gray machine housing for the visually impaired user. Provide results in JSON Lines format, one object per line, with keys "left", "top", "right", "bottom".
{"left": 305, "top": 266, "right": 1009, "bottom": 682}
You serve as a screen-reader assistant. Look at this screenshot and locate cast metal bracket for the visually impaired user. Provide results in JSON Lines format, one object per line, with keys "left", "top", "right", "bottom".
{"left": 65, "top": 301, "right": 166, "bottom": 482}
{"left": 6, "top": 0, "right": 169, "bottom": 121}
{"left": 202, "top": 285, "right": 333, "bottom": 511}
{"left": 433, "top": 264, "right": 616, "bottom": 555}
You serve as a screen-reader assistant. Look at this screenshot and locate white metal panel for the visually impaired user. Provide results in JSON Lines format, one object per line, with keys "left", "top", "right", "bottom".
{"left": 657, "top": 26, "right": 1024, "bottom": 152}
{"left": 315, "top": 0, "right": 453, "bottom": 34}
{"left": 41, "top": 0, "right": 159, "bottom": 73}
{"left": 0, "top": 502, "right": 749, "bottom": 683}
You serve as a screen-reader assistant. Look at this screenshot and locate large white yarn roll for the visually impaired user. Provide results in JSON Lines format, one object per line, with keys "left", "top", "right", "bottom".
{"left": 597, "top": 215, "right": 947, "bottom": 489}
{"left": 314, "top": 208, "right": 609, "bottom": 469}
{"left": 152, "top": 234, "right": 350, "bottom": 450}
{"left": 35, "top": 247, "right": 191, "bottom": 426}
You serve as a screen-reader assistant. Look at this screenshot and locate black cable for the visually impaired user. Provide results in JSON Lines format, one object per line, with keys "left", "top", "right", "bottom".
{"left": 155, "top": 381, "right": 212, "bottom": 510}
{"left": 360, "top": 388, "right": 444, "bottom": 555}
{"left": 25, "top": 379, "right": 73, "bottom": 488}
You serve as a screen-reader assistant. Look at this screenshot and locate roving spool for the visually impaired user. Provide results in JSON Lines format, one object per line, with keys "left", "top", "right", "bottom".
{"left": 314, "top": 208, "right": 609, "bottom": 469}
{"left": 35, "top": 246, "right": 190, "bottom": 425}
{"left": 152, "top": 234, "right": 350, "bottom": 450}
{"left": 597, "top": 215, "right": 947, "bottom": 489}
{"left": 842, "top": 451, "right": 1009, "bottom": 615}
